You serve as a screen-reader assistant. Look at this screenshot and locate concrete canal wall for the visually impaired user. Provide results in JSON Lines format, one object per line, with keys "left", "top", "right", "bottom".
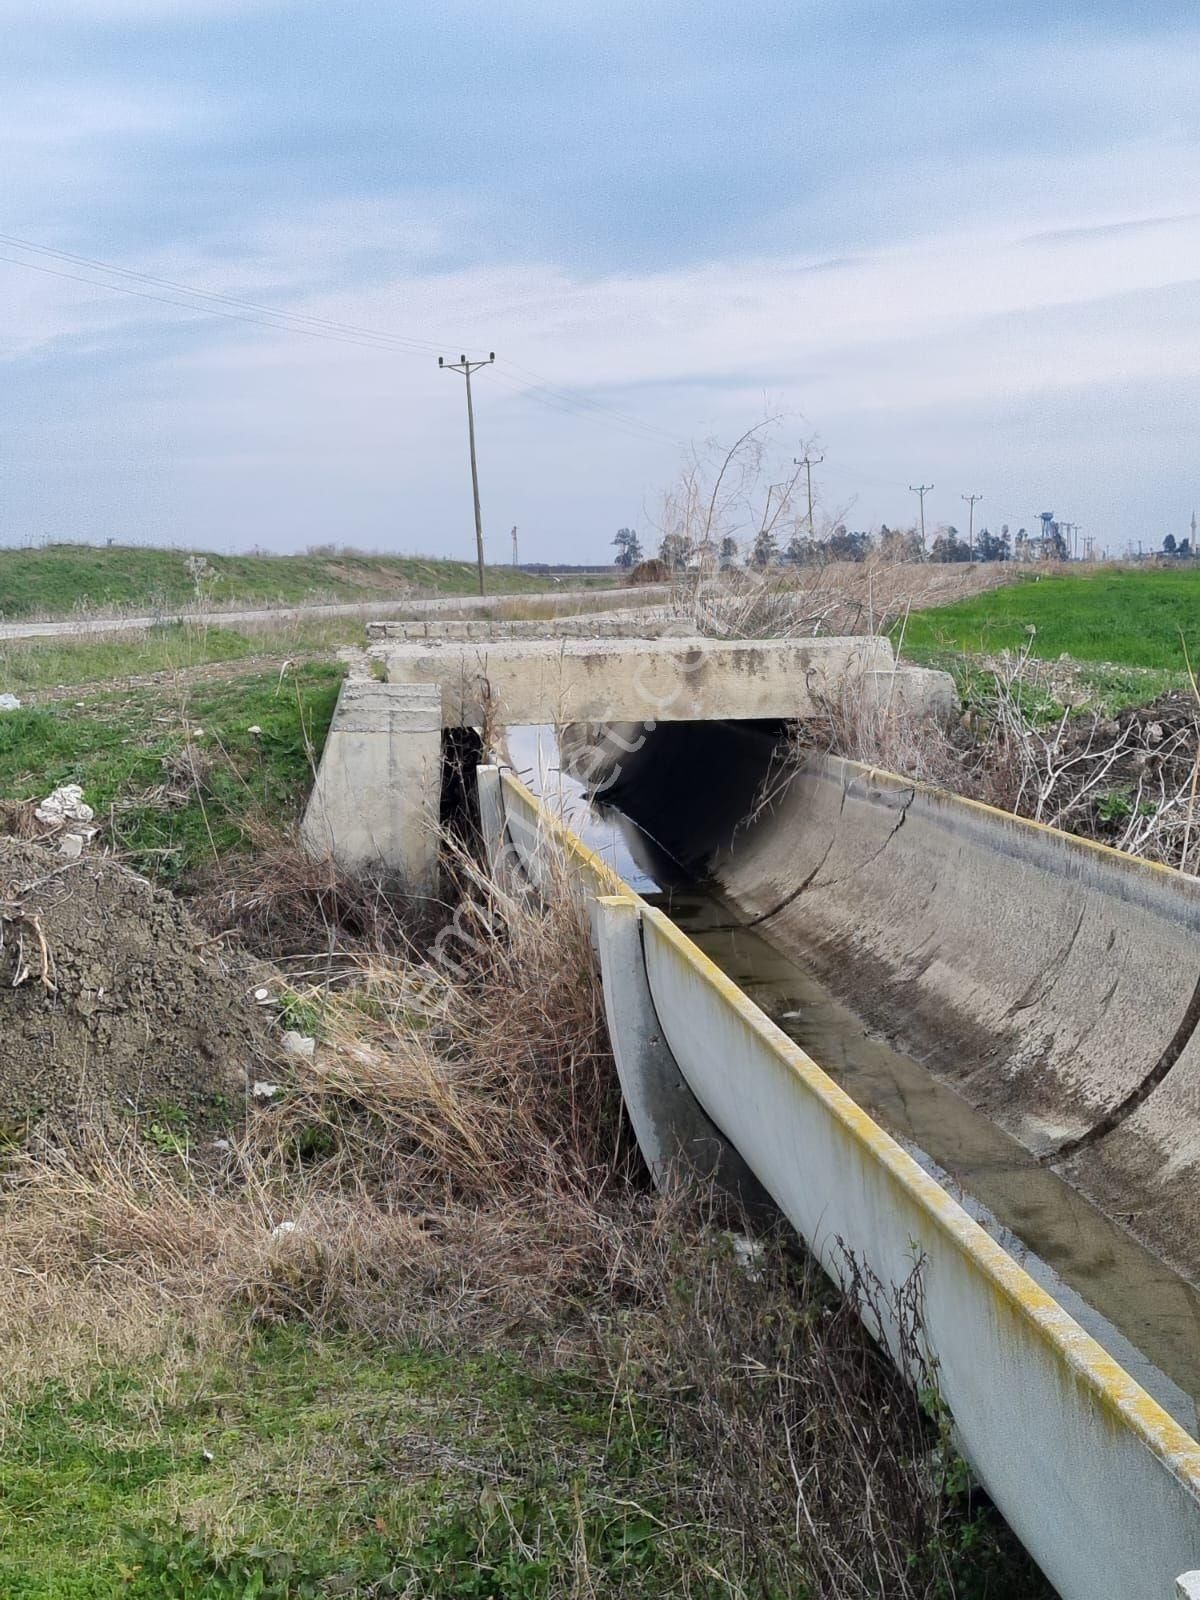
{"left": 485, "top": 763, "right": 1200, "bottom": 1600}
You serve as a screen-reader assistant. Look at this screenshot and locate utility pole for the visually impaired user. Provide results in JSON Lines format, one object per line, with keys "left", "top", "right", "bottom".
{"left": 794, "top": 451, "right": 824, "bottom": 534}
{"left": 961, "top": 492, "right": 983, "bottom": 559}
{"left": 511, "top": 525, "right": 519, "bottom": 567}
{"left": 438, "top": 351, "right": 494, "bottom": 595}
{"left": 909, "top": 483, "right": 934, "bottom": 551}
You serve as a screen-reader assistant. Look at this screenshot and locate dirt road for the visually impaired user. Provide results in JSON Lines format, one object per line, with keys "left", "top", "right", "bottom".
{"left": 0, "top": 586, "right": 650, "bottom": 642}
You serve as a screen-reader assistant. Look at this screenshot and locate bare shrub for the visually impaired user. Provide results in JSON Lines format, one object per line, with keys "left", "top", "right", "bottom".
{"left": 188, "top": 823, "right": 443, "bottom": 957}
{"left": 0, "top": 798, "right": 45, "bottom": 840}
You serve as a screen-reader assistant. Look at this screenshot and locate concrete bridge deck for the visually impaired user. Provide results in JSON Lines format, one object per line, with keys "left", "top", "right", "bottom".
{"left": 301, "top": 632, "right": 955, "bottom": 882}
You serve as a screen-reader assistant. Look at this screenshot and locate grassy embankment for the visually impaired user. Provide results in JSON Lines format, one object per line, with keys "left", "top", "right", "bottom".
{"left": 0, "top": 542, "right": 567, "bottom": 621}
{"left": 0, "top": 662, "right": 341, "bottom": 882}
{"left": 901, "top": 564, "right": 1200, "bottom": 710}
{"left": 0, "top": 600, "right": 1054, "bottom": 1596}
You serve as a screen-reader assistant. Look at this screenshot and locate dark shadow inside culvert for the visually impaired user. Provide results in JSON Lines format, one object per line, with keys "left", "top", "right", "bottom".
{"left": 570, "top": 718, "right": 794, "bottom": 882}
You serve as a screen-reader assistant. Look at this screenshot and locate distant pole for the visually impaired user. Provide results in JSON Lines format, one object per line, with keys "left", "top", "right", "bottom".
{"left": 909, "top": 483, "right": 934, "bottom": 551}
{"left": 438, "top": 351, "right": 495, "bottom": 595}
{"left": 794, "top": 451, "right": 824, "bottom": 534}
{"left": 961, "top": 493, "right": 983, "bottom": 559}
{"left": 511, "top": 525, "right": 519, "bottom": 566}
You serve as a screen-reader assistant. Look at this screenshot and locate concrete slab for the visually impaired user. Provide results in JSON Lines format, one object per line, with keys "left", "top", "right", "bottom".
{"left": 383, "top": 635, "right": 897, "bottom": 726}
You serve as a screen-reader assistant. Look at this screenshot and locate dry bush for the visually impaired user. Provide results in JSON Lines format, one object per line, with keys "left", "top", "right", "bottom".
{"left": 0, "top": 798, "right": 45, "bottom": 841}
{"left": 610, "top": 1235, "right": 983, "bottom": 1600}
{"left": 969, "top": 651, "right": 1200, "bottom": 869}
{"left": 789, "top": 631, "right": 1200, "bottom": 880}
{"left": 188, "top": 822, "right": 445, "bottom": 957}
{"left": 0, "top": 838, "right": 1037, "bottom": 1593}
{"left": 0, "top": 856, "right": 632, "bottom": 1386}
{"left": 781, "top": 660, "right": 975, "bottom": 797}
{"left": 678, "top": 560, "right": 1019, "bottom": 642}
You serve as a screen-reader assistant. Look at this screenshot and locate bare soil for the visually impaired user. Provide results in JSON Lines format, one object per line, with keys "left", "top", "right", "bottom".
{"left": 0, "top": 840, "right": 276, "bottom": 1128}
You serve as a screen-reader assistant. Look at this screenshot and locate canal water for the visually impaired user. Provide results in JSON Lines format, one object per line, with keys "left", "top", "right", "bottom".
{"left": 503, "top": 725, "right": 1200, "bottom": 1434}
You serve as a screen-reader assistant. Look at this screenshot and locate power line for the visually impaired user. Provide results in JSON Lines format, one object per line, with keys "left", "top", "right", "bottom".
{"left": 0, "top": 231, "right": 683, "bottom": 448}
{"left": 0, "top": 248, "right": 413, "bottom": 355}
{"left": 961, "top": 492, "right": 983, "bottom": 559}
{"left": 0, "top": 230, "right": 446, "bottom": 355}
{"left": 439, "top": 352, "right": 494, "bottom": 595}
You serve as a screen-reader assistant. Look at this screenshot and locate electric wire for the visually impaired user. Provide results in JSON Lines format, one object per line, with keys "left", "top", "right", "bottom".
{"left": 0, "top": 231, "right": 685, "bottom": 447}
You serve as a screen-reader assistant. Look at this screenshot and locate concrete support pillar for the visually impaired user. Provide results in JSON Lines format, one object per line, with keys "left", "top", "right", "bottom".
{"left": 590, "top": 893, "right": 767, "bottom": 1209}
{"left": 301, "top": 679, "right": 443, "bottom": 887}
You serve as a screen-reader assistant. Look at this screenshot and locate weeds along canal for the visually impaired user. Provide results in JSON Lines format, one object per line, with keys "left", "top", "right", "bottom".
{"left": 502, "top": 722, "right": 1200, "bottom": 1439}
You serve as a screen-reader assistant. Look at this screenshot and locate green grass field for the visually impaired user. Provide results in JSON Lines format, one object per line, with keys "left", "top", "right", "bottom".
{"left": 0, "top": 544, "right": 562, "bottom": 621}
{"left": 901, "top": 565, "right": 1200, "bottom": 672}
{"left": 0, "top": 1328, "right": 693, "bottom": 1600}
{"left": 0, "top": 663, "right": 341, "bottom": 880}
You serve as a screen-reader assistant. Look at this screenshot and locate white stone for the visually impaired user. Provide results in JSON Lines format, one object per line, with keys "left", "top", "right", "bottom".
{"left": 0, "top": 693, "right": 21, "bottom": 711}
{"left": 270, "top": 1220, "right": 298, "bottom": 1240}
{"left": 248, "top": 724, "right": 263, "bottom": 736}
{"left": 280, "top": 1030, "right": 316, "bottom": 1058}
{"left": 35, "top": 784, "right": 94, "bottom": 827}
{"left": 252, "top": 1080, "right": 280, "bottom": 1101}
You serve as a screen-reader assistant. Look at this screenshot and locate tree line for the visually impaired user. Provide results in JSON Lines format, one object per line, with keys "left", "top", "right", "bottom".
{"left": 613, "top": 521, "right": 1026, "bottom": 570}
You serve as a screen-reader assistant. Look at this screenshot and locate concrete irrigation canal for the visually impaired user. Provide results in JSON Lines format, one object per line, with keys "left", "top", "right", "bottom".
{"left": 303, "top": 618, "right": 1200, "bottom": 1599}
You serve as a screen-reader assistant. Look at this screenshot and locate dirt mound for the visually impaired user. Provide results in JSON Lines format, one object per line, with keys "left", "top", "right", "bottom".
{"left": 0, "top": 841, "right": 276, "bottom": 1128}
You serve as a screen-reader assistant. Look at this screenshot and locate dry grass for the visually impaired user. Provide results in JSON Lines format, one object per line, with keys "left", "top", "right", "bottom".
{"left": 677, "top": 560, "right": 1022, "bottom": 641}
{"left": 188, "top": 823, "right": 444, "bottom": 958}
{"left": 0, "top": 836, "right": 1045, "bottom": 1594}
{"left": 788, "top": 629, "right": 1200, "bottom": 878}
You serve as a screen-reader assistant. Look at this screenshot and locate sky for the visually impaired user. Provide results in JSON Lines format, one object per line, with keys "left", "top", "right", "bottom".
{"left": 2, "top": 2, "right": 1199, "bottom": 562}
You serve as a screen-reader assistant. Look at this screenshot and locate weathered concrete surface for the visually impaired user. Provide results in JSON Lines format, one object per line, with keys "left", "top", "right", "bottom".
{"left": 383, "top": 635, "right": 900, "bottom": 727}
{"left": 639, "top": 903, "right": 1200, "bottom": 1600}
{"left": 488, "top": 764, "right": 1200, "bottom": 1600}
{"left": 679, "top": 753, "right": 1200, "bottom": 1283}
{"left": 367, "top": 609, "right": 680, "bottom": 642}
{"left": 590, "top": 894, "right": 767, "bottom": 1206}
{"left": 300, "top": 680, "right": 442, "bottom": 885}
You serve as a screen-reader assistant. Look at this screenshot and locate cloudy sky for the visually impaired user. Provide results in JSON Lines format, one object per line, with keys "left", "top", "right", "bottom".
{"left": 2, "top": 1, "right": 1198, "bottom": 561}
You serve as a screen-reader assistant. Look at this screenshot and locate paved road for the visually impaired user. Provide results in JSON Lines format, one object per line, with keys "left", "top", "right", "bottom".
{"left": 0, "top": 585, "right": 658, "bottom": 643}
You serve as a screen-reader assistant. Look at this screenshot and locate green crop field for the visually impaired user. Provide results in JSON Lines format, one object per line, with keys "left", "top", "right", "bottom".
{"left": 0, "top": 543, "right": 564, "bottom": 621}
{"left": 901, "top": 565, "right": 1200, "bottom": 673}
